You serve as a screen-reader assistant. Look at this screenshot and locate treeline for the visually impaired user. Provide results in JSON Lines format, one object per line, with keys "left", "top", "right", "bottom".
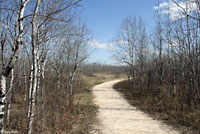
{"left": 82, "top": 63, "right": 125, "bottom": 76}
{"left": 113, "top": 0, "right": 200, "bottom": 131}
{"left": 0, "top": 0, "right": 91, "bottom": 134}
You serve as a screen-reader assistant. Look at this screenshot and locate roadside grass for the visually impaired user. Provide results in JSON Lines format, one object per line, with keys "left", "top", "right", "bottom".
{"left": 113, "top": 80, "right": 200, "bottom": 134}
{"left": 81, "top": 73, "right": 126, "bottom": 89}
{"left": 73, "top": 73, "right": 126, "bottom": 133}
{"left": 5, "top": 73, "right": 124, "bottom": 133}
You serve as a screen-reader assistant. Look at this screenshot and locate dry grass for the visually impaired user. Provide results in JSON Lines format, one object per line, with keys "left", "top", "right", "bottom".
{"left": 81, "top": 73, "right": 126, "bottom": 89}
{"left": 5, "top": 73, "right": 125, "bottom": 134}
{"left": 73, "top": 73, "right": 126, "bottom": 133}
{"left": 113, "top": 80, "right": 200, "bottom": 134}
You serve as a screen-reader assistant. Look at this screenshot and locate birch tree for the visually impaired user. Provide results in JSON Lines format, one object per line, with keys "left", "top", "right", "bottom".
{"left": 113, "top": 16, "right": 137, "bottom": 80}
{"left": 0, "top": 0, "right": 30, "bottom": 133}
{"left": 113, "top": 16, "right": 148, "bottom": 90}
{"left": 26, "top": 0, "right": 81, "bottom": 133}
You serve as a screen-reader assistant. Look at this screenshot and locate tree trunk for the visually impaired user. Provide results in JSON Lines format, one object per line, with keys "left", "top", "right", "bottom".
{"left": 40, "top": 59, "right": 46, "bottom": 131}
{"left": 69, "top": 71, "right": 76, "bottom": 96}
{"left": 0, "top": 75, "right": 6, "bottom": 133}
{"left": 0, "top": 0, "right": 29, "bottom": 132}
{"left": 27, "top": 0, "right": 40, "bottom": 133}
{"left": 7, "top": 69, "right": 14, "bottom": 125}
{"left": 27, "top": 52, "right": 38, "bottom": 134}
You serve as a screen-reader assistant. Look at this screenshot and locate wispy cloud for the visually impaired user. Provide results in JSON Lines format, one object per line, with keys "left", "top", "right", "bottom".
{"left": 88, "top": 40, "right": 115, "bottom": 50}
{"left": 117, "top": 40, "right": 128, "bottom": 45}
{"left": 153, "top": 2, "right": 169, "bottom": 10}
{"left": 154, "top": 0, "right": 198, "bottom": 20}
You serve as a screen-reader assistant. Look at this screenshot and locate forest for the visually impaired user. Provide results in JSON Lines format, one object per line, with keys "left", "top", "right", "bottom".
{"left": 0, "top": 0, "right": 95, "bottom": 133}
{"left": 113, "top": 0, "right": 200, "bottom": 133}
{"left": 0, "top": 0, "right": 199, "bottom": 134}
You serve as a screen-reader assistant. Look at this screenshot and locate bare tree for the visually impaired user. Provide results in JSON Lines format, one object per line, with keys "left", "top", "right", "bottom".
{"left": 113, "top": 16, "right": 148, "bottom": 91}
{"left": 52, "top": 19, "right": 90, "bottom": 96}
{"left": 26, "top": 0, "right": 81, "bottom": 133}
{"left": 0, "top": 0, "right": 30, "bottom": 133}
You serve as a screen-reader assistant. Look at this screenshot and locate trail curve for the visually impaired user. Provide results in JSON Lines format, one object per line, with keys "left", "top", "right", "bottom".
{"left": 92, "top": 80, "right": 180, "bottom": 134}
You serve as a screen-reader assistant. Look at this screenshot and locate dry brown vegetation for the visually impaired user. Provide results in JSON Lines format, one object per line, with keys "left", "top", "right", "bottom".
{"left": 81, "top": 73, "right": 126, "bottom": 88}
{"left": 5, "top": 74, "right": 98, "bottom": 134}
{"left": 112, "top": 1, "right": 200, "bottom": 134}
{"left": 114, "top": 80, "right": 200, "bottom": 134}
{"left": 0, "top": 1, "right": 91, "bottom": 133}
{"left": 4, "top": 72, "right": 123, "bottom": 134}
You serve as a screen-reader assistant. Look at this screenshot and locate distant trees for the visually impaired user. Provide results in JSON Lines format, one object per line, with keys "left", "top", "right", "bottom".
{"left": 82, "top": 63, "right": 125, "bottom": 77}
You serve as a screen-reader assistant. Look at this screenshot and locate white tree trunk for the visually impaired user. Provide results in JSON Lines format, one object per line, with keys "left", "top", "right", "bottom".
{"left": 27, "top": 1, "right": 40, "bottom": 133}
{"left": 36, "top": 60, "right": 41, "bottom": 103}
{"left": 0, "top": 75, "right": 6, "bottom": 133}
{"left": 69, "top": 70, "right": 76, "bottom": 96}
{"left": 27, "top": 50, "right": 39, "bottom": 134}
{"left": 7, "top": 69, "right": 14, "bottom": 125}
{"left": 27, "top": 65, "right": 33, "bottom": 130}
{"left": 0, "top": 0, "right": 29, "bottom": 131}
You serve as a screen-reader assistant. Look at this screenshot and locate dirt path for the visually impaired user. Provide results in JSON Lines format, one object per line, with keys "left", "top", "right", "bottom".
{"left": 92, "top": 80, "right": 180, "bottom": 134}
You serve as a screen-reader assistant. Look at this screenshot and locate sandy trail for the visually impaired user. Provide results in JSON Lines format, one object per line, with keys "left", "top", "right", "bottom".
{"left": 92, "top": 80, "right": 180, "bottom": 134}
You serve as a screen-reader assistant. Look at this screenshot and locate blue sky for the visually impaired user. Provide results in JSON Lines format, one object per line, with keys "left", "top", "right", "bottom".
{"left": 80, "top": 0, "right": 159, "bottom": 64}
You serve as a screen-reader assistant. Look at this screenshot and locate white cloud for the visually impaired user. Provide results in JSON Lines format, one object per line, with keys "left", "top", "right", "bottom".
{"left": 117, "top": 40, "right": 128, "bottom": 44}
{"left": 154, "top": 0, "right": 198, "bottom": 20}
{"left": 153, "top": 2, "right": 169, "bottom": 10}
{"left": 89, "top": 40, "right": 115, "bottom": 50}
